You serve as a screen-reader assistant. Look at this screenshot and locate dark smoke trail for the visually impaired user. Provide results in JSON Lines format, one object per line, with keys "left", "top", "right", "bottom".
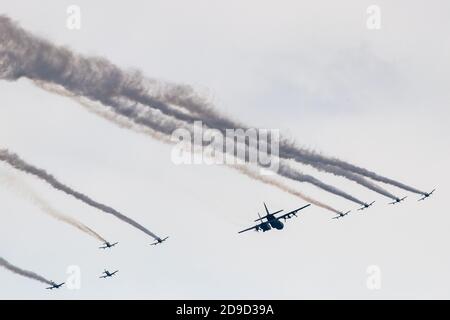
{"left": 302, "top": 162, "right": 398, "bottom": 200}
{"left": 143, "top": 78, "right": 425, "bottom": 196}
{"left": 0, "top": 149, "right": 161, "bottom": 240}
{"left": 37, "top": 81, "right": 359, "bottom": 206}
{"left": 0, "top": 257, "right": 53, "bottom": 285}
{"left": 113, "top": 97, "right": 367, "bottom": 205}
{"left": 233, "top": 165, "right": 342, "bottom": 214}
{"left": 35, "top": 82, "right": 348, "bottom": 212}
{"left": 0, "top": 171, "right": 106, "bottom": 242}
{"left": 278, "top": 162, "right": 366, "bottom": 205}
{"left": 279, "top": 143, "right": 425, "bottom": 195}
{"left": 0, "top": 15, "right": 419, "bottom": 199}
{"left": 0, "top": 15, "right": 193, "bottom": 129}
{"left": 33, "top": 80, "right": 173, "bottom": 144}
{"left": 225, "top": 142, "right": 367, "bottom": 205}
{"left": 180, "top": 135, "right": 349, "bottom": 212}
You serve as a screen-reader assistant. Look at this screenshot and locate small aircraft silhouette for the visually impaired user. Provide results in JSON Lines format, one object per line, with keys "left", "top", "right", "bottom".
{"left": 99, "top": 241, "right": 118, "bottom": 249}
{"left": 46, "top": 281, "right": 65, "bottom": 290}
{"left": 332, "top": 211, "right": 351, "bottom": 220}
{"left": 357, "top": 201, "right": 375, "bottom": 211}
{"left": 389, "top": 196, "right": 407, "bottom": 205}
{"left": 419, "top": 189, "right": 436, "bottom": 201}
{"left": 151, "top": 237, "right": 169, "bottom": 246}
{"left": 100, "top": 269, "right": 119, "bottom": 279}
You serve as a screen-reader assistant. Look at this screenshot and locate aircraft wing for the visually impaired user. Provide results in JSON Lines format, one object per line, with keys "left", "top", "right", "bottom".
{"left": 46, "top": 283, "right": 63, "bottom": 289}
{"left": 254, "top": 210, "right": 283, "bottom": 222}
{"left": 238, "top": 223, "right": 262, "bottom": 234}
{"left": 276, "top": 204, "right": 311, "bottom": 220}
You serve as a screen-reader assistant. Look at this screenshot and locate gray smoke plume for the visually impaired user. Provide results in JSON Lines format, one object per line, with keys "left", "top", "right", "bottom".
{"left": 279, "top": 143, "right": 425, "bottom": 194}
{"left": 234, "top": 165, "right": 342, "bottom": 214}
{"left": 160, "top": 88, "right": 424, "bottom": 195}
{"left": 0, "top": 15, "right": 421, "bottom": 201}
{"left": 0, "top": 15, "right": 191, "bottom": 128}
{"left": 129, "top": 78, "right": 422, "bottom": 195}
{"left": 0, "top": 257, "right": 53, "bottom": 285}
{"left": 0, "top": 149, "right": 161, "bottom": 240}
{"left": 177, "top": 133, "right": 347, "bottom": 213}
{"left": 226, "top": 141, "right": 367, "bottom": 205}
{"left": 37, "top": 81, "right": 363, "bottom": 206}
{"left": 0, "top": 171, "right": 106, "bottom": 242}
{"left": 33, "top": 80, "right": 174, "bottom": 144}
{"left": 278, "top": 162, "right": 366, "bottom": 205}
{"left": 142, "top": 76, "right": 425, "bottom": 196}
{"left": 304, "top": 162, "right": 398, "bottom": 200}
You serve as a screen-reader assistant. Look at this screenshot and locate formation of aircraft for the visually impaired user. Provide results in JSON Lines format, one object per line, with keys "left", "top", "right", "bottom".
{"left": 100, "top": 269, "right": 119, "bottom": 279}
{"left": 238, "top": 202, "right": 311, "bottom": 234}
{"left": 389, "top": 196, "right": 407, "bottom": 205}
{"left": 46, "top": 281, "right": 65, "bottom": 290}
{"left": 419, "top": 189, "right": 436, "bottom": 201}
{"left": 151, "top": 236, "right": 169, "bottom": 246}
{"left": 42, "top": 189, "right": 436, "bottom": 290}
{"left": 45, "top": 236, "right": 170, "bottom": 290}
{"left": 357, "top": 201, "right": 375, "bottom": 211}
{"left": 99, "top": 241, "right": 118, "bottom": 250}
{"left": 332, "top": 211, "right": 351, "bottom": 220}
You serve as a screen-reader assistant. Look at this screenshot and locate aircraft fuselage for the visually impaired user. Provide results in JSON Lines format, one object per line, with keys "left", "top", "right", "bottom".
{"left": 266, "top": 215, "right": 284, "bottom": 230}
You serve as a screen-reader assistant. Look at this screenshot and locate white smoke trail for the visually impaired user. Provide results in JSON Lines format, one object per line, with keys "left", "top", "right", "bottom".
{"left": 0, "top": 170, "right": 106, "bottom": 242}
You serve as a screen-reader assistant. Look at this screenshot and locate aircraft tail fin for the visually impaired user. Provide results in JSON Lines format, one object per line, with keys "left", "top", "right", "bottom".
{"left": 254, "top": 212, "right": 265, "bottom": 222}
{"left": 263, "top": 202, "right": 270, "bottom": 215}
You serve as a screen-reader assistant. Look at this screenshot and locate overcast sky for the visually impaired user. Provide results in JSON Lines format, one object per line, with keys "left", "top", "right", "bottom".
{"left": 1, "top": 0, "right": 449, "bottom": 299}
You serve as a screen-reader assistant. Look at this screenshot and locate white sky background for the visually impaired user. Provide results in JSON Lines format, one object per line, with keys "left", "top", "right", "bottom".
{"left": 0, "top": 0, "right": 449, "bottom": 299}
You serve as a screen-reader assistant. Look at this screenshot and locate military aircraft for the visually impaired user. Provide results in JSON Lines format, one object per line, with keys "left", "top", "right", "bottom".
{"left": 151, "top": 237, "right": 169, "bottom": 246}
{"left": 332, "top": 211, "right": 351, "bottom": 220}
{"left": 238, "top": 202, "right": 311, "bottom": 234}
{"left": 99, "top": 241, "right": 118, "bottom": 249}
{"left": 419, "top": 189, "right": 436, "bottom": 201}
{"left": 100, "top": 270, "right": 119, "bottom": 279}
{"left": 357, "top": 201, "right": 375, "bottom": 211}
{"left": 46, "top": 281, "right": 65, "bottom": 290}
{"left": 389, "top": 196, "right": 407, "bottom": 205}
